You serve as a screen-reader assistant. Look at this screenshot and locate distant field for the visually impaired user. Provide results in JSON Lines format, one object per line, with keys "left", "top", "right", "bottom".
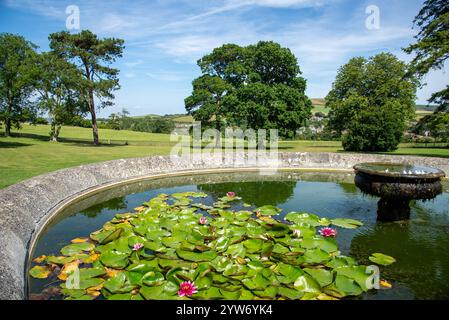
{"left": 147, "top": 99, "right": 433, "bottom": 122}
{"left": 311, "top": 105, "right": 329, "bottom": 115}
{"left": 173, "top": 115, "right": 194, "bottom": 123}
{"left": 1, "top": 124, "right": 448, "bottom": 189}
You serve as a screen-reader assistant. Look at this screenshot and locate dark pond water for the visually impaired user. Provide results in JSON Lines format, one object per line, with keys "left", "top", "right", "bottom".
{"left": 29, "top": 171, "right": 449, "bottom": 300}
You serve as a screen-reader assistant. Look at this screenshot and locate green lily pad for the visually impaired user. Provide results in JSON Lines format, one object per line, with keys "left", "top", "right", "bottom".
{"left": 176, "top": 249, "right": 217, "bottom": 262}
{"left": 368, "top": 253, "right": 396, "bottom": 266}
{"left": 330, "top": 218, "right": 363, "bottom": 229}
{"left": 304, "top": 268, "right": 333, "bottom": 287}
{"left": 61, "top": 242, "right": 95, "bottom": 256}
{"left": 142, "top": 271, "right": 165, "bottom": 286}
{"left": 294, "top": 274, "right": 321, "bottom": 293}
{"left": 100, "top": 251, "right": 129, "bottom": 269}
{"left": 255, "top": 205, "right": 282, "bottom": 216}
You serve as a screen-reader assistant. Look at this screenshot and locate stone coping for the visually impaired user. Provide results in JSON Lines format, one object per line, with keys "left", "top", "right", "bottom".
{"left": 0, "top": 152, "right": 447, "bottom": 300}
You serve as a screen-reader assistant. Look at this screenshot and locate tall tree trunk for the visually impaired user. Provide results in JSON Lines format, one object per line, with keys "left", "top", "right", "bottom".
{"left": 88, "top": 91, "right": 99, "bottom": 145}
{"left": 50, "top": 122, "right": 62, "bottom": 142}
{"left": 50, "top": 122, "right": 57, "bottom": 141}
{"left": 55, "top": 124, "right": 62, "bottom": 141}
{"left": 215, "top": 120, "right": 221, "bottom": 148}
{"left": 5, "top": 118, "right": 11, "bottom": 137}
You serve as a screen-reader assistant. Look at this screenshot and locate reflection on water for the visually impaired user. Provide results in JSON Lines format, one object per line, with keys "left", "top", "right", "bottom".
{"left": 29, "top": 171, "right": 449, "bottom": 300}
{"left": 198, "top": 181, "right": 296, "bottom": 207}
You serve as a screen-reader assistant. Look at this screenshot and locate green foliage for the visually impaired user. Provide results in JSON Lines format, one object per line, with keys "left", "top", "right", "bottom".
{"left": 186, "top": 41, "right": 312, "bottom": 139}
{"left": 49, "top": 30, "right": 124, "bottom": 145}
{"left": 185, "top": 74, "right": 231, "bottom": 139}
{"left": 0, "top": 33, "right": 38, "bottom": 136}
{"left": 412, "top": 112, "right": 449, "bottom": 142}
{"left": 30, "top": 191, "right": 390, "bottom": 300}
{"left": 326, "top": 53, "right": 418, "bottom": 151}
{"left": 101, "top": 110, "right": 175, "bottom": 134}
{"left": 404, "top": 0, "right": 449, "bottom": 112}
{"left": 368, "top": 253, "right": 396, "bottom": 266}
{"left": 31, "top": 51, "right": 86, "bottom": 141}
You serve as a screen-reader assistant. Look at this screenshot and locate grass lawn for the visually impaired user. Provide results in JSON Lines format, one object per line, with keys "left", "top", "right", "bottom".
{"left": 1, "top": 124, "right": 448, "bottom": 189}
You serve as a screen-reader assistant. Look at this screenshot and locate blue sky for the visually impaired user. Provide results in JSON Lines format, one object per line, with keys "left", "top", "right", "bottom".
{"left": 1, "top": 0, "right": 447, "bottom": 117}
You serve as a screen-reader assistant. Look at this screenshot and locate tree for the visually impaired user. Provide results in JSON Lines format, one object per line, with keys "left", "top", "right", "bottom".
{"left": 0, "top": 33, "right": 37, "bottom": 136}
{"left": 32, "top": 52, "right": 85, "bottom": 141}
{"left": 185, "top": 75, "right": 232, "bottom": 146}
{"left": 404, "top": 0, "right": 449, "bottom": 112}
{"left": 107, "top": 113, "right": 121, "bottom": 130}
{"left": 231, "top": 41, "right": 312, "bottom": 139}
{"left": 186, "top": 41, "right": 312, "bottom": 142}
{"left": 49, "top": 30, "right": 124, "bottom": 145}
{"left": 412, "top": 112, "right": 449, "bottom": 144}
{"left": 326, "top": 53, "right": 418, "bottom": 151}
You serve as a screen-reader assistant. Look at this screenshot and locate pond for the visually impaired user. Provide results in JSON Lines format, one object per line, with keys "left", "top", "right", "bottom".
{"left": 28, "top": 171, "right": 449, "bottom": 300}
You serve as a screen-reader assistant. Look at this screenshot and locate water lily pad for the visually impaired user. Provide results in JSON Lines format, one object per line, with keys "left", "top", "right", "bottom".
{"left": 29, "top": 265, "right": 51, "bottom": 279}
{"left": 176, "top": 249, "right": 217, "bottom": 262}
{"left": 104, "top": 272, "right": 127, "bottom": 293}
{"left": 61, "top": 242, "right": 95, "bottom": 256}
{"left": 304, "top": 268, "right": 333, "bottom": 287}
{"left": 294, "top": 274, "right": 321, "bottom": 293}
{"left": 284, "top": 212, "right": 322, "bottom": 227}
{"left": 71, "top": 237, "right": 89, "bottom": 244}
{"left": 368, "top": 253, "right": 396, "bottom": 266}
{"left": 334, "top": 275, "right": 363, "bottom": 296}
{"left": 242, "top": 239, "right": 263, "bottom": 253}
{"left": 255, "top": 205, "right": 282, "bottom": 216}
{"left": 278, "top": 286, "right": 303, "bottom": 299}
{"left": 100, "top": 251, "right": 129, "bottom": 269}
{"left": 330, "top": 218, "right": 363, "bottom": 229}
{"left": 142, "top": 271, "right": 165, "bottom": 286}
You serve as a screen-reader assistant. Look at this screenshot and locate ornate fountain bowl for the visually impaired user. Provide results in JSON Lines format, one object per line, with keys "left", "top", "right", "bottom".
{"left": 353, "top": 162, "right": 445, "bottom": 221}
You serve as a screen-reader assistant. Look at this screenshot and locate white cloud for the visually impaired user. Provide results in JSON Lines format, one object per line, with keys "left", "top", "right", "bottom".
{"left": 146, "top": 71, "right": 186, "bottom": 81}
{"left": 247, "top": 0, "right": 325, "bottom": 8}
{"left": 124, "top": 72, "right": 136, "bottom": 78}
{"left": 5, "top": 0, "right": 63, "bottom": 18}
{"left": 124, "top": 59, "right": 144, "bottom": 68}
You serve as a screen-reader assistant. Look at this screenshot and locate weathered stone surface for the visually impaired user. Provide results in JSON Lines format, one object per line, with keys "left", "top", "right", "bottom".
{"left": 0, "top": 152, "right": 447, "bottom": 299}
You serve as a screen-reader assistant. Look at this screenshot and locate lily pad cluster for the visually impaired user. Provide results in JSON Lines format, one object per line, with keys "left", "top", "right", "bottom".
{"left": 29, "top": 191, "right": 395, "bottom": 300}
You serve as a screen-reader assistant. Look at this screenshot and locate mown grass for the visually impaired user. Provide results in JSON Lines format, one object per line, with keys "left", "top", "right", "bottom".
{"left": 0, "top": 124, "right": 448, "bottom": 189}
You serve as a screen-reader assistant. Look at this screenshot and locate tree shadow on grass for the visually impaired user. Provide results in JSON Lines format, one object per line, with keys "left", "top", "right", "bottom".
{"left": 0, "top": 140, "right": 32, "bottom": 148}
{"left": 10, "top": 132, "right": 127, "bottom": 147}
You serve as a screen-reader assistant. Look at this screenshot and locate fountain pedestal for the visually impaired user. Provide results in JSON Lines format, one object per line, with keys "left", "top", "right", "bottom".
{"left": 354, "top": 163, "right": 445, "bottom": 221}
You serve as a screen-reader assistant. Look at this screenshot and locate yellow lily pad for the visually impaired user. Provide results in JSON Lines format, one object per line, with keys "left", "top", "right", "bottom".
{"left": 29, "top": 265, "right": 51, "bottom": 279}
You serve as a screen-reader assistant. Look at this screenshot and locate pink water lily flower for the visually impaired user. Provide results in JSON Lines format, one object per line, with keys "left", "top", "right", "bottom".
{"left": 319, "top": 227, "right": 337, "bottom": 237}
{"left": 178, "top": 281, "right": 198, "bottom": 297}
{"left": 133, "top": 243, "right": 144, "bottom": 251}
{"left": 199, "top": 216, "right": 207, "bottom": 225}
{"left": 292, "top": 229, "right": 301, "bottom": 238}
{"left": 226, "top": 191, "right": 236, "bottom": 198}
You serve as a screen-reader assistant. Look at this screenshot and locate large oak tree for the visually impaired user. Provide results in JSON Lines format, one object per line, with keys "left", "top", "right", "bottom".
{"left": 186, "top": 41, "right": 312, "bottom": 142}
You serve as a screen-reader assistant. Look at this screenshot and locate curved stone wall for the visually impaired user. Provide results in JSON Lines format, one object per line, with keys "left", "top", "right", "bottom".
{"left": 0, "top": 152, "right": 447, "bottom": 299}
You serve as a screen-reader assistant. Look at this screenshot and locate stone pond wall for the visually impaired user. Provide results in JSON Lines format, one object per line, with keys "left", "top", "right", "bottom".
{"left": 0, "top": 152, "right": 447, "bottom": 299}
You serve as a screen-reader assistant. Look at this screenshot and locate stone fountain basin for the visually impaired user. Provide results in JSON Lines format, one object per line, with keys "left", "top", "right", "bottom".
{"left": 354, "top": 162, "right": 446, "bottom": 182}
{"left": 354, "top": 162, "right": 446, "bottom": 199}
